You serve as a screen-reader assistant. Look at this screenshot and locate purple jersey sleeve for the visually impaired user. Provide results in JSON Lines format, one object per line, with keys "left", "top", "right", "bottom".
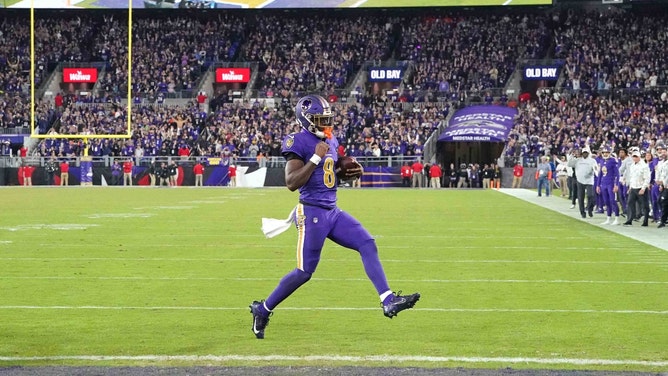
{"left": 281, "top": 130, "right": 340, "bottom": 208}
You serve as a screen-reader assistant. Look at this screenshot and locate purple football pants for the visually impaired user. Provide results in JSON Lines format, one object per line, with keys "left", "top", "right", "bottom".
{"left": 599, "top": 184, "right": 619, "bottom": 216}
{"left": 264, "top": 203, "right": 391, "bottom": 311}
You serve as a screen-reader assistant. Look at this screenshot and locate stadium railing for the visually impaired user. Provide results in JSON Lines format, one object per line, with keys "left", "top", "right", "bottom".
{"left": 0, "top": 155, "right": 425, "bottom": 169}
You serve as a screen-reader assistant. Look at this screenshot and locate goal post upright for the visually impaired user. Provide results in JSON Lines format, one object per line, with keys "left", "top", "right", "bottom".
{"left": 127, "top": 1, "right": 132, "bottom": 137}
{"left": 30, "top": 0, "right": 134, "bottom": 146}
{"left": 30, "top": 0, "right": 34, "bottom": 137}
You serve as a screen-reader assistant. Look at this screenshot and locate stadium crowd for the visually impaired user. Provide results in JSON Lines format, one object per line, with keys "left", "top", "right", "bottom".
{"left": 241, "top": 14, "right": 393, "bottom": 95}
{"left": 555, "top": 9, "right": 668, "bottom": 91}
{"left": 0, "top": 6, "right": 666, "bottom": 167}
{"left": 399, "top": 12, "right": 552, "bottom": 93}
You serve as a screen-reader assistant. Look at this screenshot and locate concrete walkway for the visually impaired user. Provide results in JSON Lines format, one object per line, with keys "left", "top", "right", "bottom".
{"left": 499, "top": 188, "right": 668, "bottom": 252}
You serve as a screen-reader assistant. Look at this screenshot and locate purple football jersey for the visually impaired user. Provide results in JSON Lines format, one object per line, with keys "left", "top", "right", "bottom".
{"left": 598, "top": 157, "right": 619, "bottom": 187}
{"left": 282, "top": 129, "right": 340, "bottom": 208}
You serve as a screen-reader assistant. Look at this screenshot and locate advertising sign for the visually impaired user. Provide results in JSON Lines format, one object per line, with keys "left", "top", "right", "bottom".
{"left": 62, "top": 68, "right": 98, "bottom": 83}
{"left": 215, "top": 68, "right": 251, "bottom": 83}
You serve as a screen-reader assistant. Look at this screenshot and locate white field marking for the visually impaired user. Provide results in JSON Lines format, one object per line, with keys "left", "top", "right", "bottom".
{"left": 0, "top": 240, "right": 12, "bottom": 244}
{"left": 503, "top": 0, "right": 513, "bottom": 5}
{"left": 0, "top": 354, "right": 666, "bottom": 367}
{"left": 132, "top": 206, "right": 195, "bottom": 210}
{"left": 0, "top": 306, "right": 666, "bottom": 315}
{"left": 0, "top": 224, "right": 99, "bottom": 231}
{"left": 2, "top": 276, "right": 666, "bottom": 285}
{"left": 183, "top": 200, "right": 227, "bottom": 204}
{"left": 1, "top": 257, "right": 665, "bottom": 265}
{"left": 373, "top": 234, "right": 599, "bottom": 240}
{"left": 26, "top": 243, "right": 637, "bottom": 251}
{"left": 350, "top": 0, "right": 367, "bottom": 7}
{"left": 255, "top": 0, "right": 275, "bottom": 8}
{"left": 85, "top": 213, "right": 154, "bottom": 219}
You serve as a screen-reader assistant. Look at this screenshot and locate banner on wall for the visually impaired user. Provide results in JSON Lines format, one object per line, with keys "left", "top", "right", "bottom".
{"left": 438, "top": 106, "right": 518, "bottom": 143}
{"left": 80, "top": 157, "right": 93, "bottom": 186}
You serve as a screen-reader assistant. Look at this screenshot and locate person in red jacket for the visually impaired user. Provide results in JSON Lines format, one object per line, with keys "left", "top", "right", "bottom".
{"left": 400, "top": 163, "right": 412, "bottom": 187}
{"left": 196, "top": 91, "right": 207, "bottom": 109}
{"left": 122, "top": 159, "right": 133, "bottom": 186}
{"left": 228, "top": 165, "right": 237, "bottom": 187}
{"left": 23, "top": 164, "right": 35, "bottom": 186}
{"left": 429, "top": 163, "right": 442, "bottom": 188}
{"left": 512, "top": 162, "right": 524, "bottom": 188}
{"left": 411, "top": 160, "right": 423, "bottom": 188}
{"left": 19, "top": 144, "right": 27, "bottom": 159}
{"left": 60, "top": 160, "right": 70, "bottom": 186}
{"left": 193, "top": 161, "right": 204, "bottom": 186}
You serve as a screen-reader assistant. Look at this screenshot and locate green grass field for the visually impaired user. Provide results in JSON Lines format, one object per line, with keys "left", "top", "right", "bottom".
{"left": 0, "top": 187, "right": 666, "bottom": 372}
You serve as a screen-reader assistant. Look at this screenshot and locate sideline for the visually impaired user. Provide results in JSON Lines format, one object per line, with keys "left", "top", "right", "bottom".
{"left": 0, "top": 354, "right": 666, "bottom": 367}
{"left": 499, "top": 188, "right": 668, "bottom": 252}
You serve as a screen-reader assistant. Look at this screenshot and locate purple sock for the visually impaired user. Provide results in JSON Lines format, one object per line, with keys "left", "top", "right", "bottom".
{"left": 264, "top": 268, "right": 312, "bottom": 310}
{"left": 358, "top": 240, "right": 391, "bottom": 296}
{"left": 256, "top": 302, "right": 270, "bottom": 317}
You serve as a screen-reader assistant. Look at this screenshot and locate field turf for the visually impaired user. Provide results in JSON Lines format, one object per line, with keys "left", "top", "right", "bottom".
{"left": 0, "top": 187, "right": 666, "bottom": 372}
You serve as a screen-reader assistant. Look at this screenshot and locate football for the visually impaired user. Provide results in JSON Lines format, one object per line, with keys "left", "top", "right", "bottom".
{"left": 337, "top": 156, "right": 361, "bottom": 177}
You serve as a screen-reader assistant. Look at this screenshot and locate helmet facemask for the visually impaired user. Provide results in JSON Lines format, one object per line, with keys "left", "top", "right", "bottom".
{"left": 307, "top": 111, "right": 333, "bottom": 139}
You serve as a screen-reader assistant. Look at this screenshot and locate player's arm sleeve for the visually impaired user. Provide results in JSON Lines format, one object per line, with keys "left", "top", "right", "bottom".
{"left": 283, "top": 151, "right": 304, "bottom": 162}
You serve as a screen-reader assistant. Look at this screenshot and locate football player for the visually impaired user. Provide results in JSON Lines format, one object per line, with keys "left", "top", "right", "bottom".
{"left": 595, "top": 146, "right": 620, "bottom": 225}
{"left": 249, "top": 94, "right": 420, "bottom": 339}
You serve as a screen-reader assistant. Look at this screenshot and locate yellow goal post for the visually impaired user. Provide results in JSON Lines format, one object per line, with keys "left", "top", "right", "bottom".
{"left": 29, "top": 0, "right": 133, "bottom": 153}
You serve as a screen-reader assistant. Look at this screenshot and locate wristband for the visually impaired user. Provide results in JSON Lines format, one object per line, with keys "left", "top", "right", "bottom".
{"left": 309, "top": 154, "right": 322, "bottom": 165}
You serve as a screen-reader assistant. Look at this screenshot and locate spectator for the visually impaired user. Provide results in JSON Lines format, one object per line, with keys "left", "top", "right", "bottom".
{"left": 193, "top": 160, "right": 204, "bottom": 186}
{"left": 429, "top": 163, "right": 442, "bottom": 189}
{"left": 60, "top": 160, "right": 70, "bottom": 186}
{"left": 122, "top": 159, "right": 133, "bottom": 186}
{"left": 411, "top": 159, "right": 423, "bottom": 188}
{"left": 512, "top": 162, "right": 523, "bottom": 188}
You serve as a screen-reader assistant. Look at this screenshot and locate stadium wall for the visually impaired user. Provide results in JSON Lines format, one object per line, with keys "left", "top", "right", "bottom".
{"left": 1, "top": 167, "right": 542, "bottom": 189}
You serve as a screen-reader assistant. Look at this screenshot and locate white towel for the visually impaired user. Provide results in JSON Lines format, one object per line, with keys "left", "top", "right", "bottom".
{"left": 261, "top": 206, "right": 296, "bottom": 239}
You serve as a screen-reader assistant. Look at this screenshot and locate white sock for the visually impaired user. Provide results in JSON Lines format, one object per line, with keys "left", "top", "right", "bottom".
{"left": 379, "top": 290, "right": 393, "bottom": 303}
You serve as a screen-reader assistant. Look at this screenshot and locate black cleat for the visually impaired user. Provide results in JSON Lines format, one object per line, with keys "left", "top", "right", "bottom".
{"left": 383, "top": 291, "right": 420, "bottom": 319}
{"left": 249, "top": 300, "right": 271, "bottom": 339}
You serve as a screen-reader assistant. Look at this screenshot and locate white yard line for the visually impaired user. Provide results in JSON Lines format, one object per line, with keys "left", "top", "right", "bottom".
{"left": 0, "top": 306, "right": 665, "bottom": 315}
{"left": 0, "top": 354, "right": 666, "bottom": 367}
{"left": 1, "top": 257, "right": 664, "bottom": 265}
{"left": 1, "top": 276, "right": 666, "bottom": 284}
{"left": 349, "top": 0, "right": 367, "bottom": 7}
{"left": 30, "top": 243, "right": 638, "bottom": 250}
